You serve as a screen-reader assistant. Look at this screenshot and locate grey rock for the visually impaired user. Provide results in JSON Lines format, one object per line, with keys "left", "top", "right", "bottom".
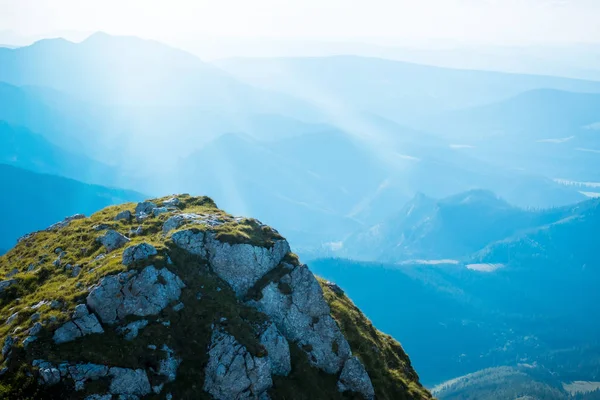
{"left": 29, "top": 322, "right": 43, "bottom": 336}
{"left": 98, "top": 230, "right": 130, "bottom": 252}
{"left": 337, "top": 356, "right": 375, "bottom": 400}
{"left": 6, "top": 312, "right": 19, "bottom": 325}
{"left": 147, "top": 344, "right": 157, "bottom": 350}
{"left": 32, "top": 300, "right": 47, "bottom": 309}
{"left": 158, "top": 345, "right": 180, "bottom": 382}
{"left": 2, "top": 335, "right": 13, "bottom": 358}
{"left": 152, "top": 207, "right": 168, "bottom": 217}
{"left": 23, "top": 335, "right": 37, "bottom": 348}
{"left": 117, "top": 320, "right": 148, "bottom": 341}
{"left": 135, "top": 201, "right": 157, "bottom": 216}
{"left": 0, "top": 279, "right": 17, "bottom": 294}
{"left": 53, "top": 306, "right": 104, "bottom": 344}
{"left": 162, "top": 197, "right": 180, "bottom": 207}
{"left": 248, "top": 264, "right": 351, "bottom": 374}
{"left": 204, "top": 232, "right": 291, "bottom": 297}
{"left": 260, "top": 323, "right": 291, "bottom": 376}
{"left": 204, "top": 329, "right": 272, "bottom": 400}
{"left": 93, "top": 224, "right": 112, "bottom": 231}
{"left": 95, "top": 254, "right": 106, "bottom": 261}
{"left": 27, "top": 264, "right": 36, "bottom": 272}
{"left": 44, "top": 214, "right": 86, "bottom": 232}
{"left": 122, "top": 243, "right": 157, "bottom": 266}
{"left": 69, "top": 363, "right": 110, "bottom": 390}
{"left": 87, "top": 266, "right": 185, "bottom": 324}
{"left": 74, "top": 304, "right": 90, "bottom": 319}
{"left": 72, "top": 265, "right": 82, "bottom": 277}
{"left": 173, "top": 302, "right": 184, "bottom": 312}
{"left": 170, "top": 228, "right": 206, "bottom": 255}
{"left": 109, "top": 367, "right": 151, "bottom": 396}
{"left": 36, "top": 360, "right": 61, "bottom": 385}
{"left": 115, "top": 210, "right": 132, "bottom": 221}
{"left": 50, "top": 300, "right": 62, "bottom": 309}
{"left": 325, "top": 281, "right": 345, "bottom": 296}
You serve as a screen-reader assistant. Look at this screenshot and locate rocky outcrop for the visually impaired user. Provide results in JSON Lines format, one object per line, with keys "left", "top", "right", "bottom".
{"left": 86, "top": 266, "right": 185, "bottom": 324}
{"left": 204, "top": 329, "right": 272, "bottom": 400}
{"left": 337, "top": 356, "right": 375, "bottom": 399}
{"left": 33, "top": 360, "right": 152, "bottom": 397}
{"left": 97, "top": 230, "right": 130, "bottom": 252}
{"left": 122, "top": 243, "right": 157, "bottom": 266}
{"left": 205, "top": 233, "right": 290, "bottom": 297}
{"left": 53, "top": 304, "right": 104, "bottom": 344}
{"left": 249, "top": 264, "right": 351, "bottom": 374}
{"left": 114, "top": 210, "right": 132, "bottom": 221}
{"left": 135, "top": 202, "right": 156, "bottom": 216}
{"left": 260, "top": 323, "right": 291, "bottom": 376}
{"left": 172, "top": 228, "right": 290, "bottom": 297}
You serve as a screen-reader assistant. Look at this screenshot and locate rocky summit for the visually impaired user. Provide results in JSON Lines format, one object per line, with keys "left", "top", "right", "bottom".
{"left": 0, "top": 195, "right": 431, "bottom": 400}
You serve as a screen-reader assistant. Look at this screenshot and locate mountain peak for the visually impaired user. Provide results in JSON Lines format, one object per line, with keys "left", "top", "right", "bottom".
{"left": 0, "top": 194, "right": 430, "bottom": 399}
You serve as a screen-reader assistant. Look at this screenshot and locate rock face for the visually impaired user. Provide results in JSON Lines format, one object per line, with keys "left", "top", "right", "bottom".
{"left": 135, "top": 201, "right": 156, "bottom": 216}
{"left": 53, "top": 305, "right": 104, "bottom": 344}
{"left": 205, "top": 234, "right": 291, "bottom": 297}
{"left": 337, "top": 357, "right": 375, "bottom": 400}
{"left": 173, "top": 228, "right": 290, "bottom": 297}
{"left": 249, "top": 264, "right": 351, "bottom": 374}
{"left": 204, "top": 329, "right": 272, "bottom": 400}
{"left": 86, "top": 266, "right": 185, "bottom": 324}
{"left": 260, "top": 323, "right": 291, "bottom": 376}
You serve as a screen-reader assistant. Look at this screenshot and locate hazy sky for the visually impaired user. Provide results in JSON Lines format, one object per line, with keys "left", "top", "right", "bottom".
{"left": 1, "top": 0, "right": 599, "bottom": 46}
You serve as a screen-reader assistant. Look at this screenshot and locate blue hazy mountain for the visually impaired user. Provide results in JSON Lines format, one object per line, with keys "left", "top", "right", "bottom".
{"left": 0, "top": 120, "right": 118, "bottom": 185}
{"left": 340, "top": 190, "right": 597, "bottom": 262}
{"left": 311, "top": 197, "right": 600, "bottom": 390}
{"left": 215, "top": 55, "right": 600, "bottom": 121}
{"left": 412, "top": 89, "right": 600, "bottom": 182}
{"left": 0, "top": 163, "right": 144, "bottom": 251}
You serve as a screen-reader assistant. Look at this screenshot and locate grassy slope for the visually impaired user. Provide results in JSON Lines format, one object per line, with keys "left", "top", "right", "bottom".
{"left": 0, "top": 195, "right": 430, "bottom": 399}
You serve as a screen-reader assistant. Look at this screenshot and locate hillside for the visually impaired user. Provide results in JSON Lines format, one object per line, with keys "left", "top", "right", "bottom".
{"left": 0, "top": 164, "right": 144, "bottom": 252}
{"left": 340, "top": 190, "right": 598, "bottom": 262}
{"left": 0, "top": 195, "right": 431, "bottom": 399}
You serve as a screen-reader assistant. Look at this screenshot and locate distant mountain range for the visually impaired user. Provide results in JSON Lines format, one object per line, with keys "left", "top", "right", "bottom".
{"left": 0, "top": 163, "right": 144, "bottom": 251}
{"left": 0, "top": 32, "right": 596, "bottom": 252}
{"left": 216, "top": 55, "right": 600, "bottom": 121}
{"left": 311, "top": 191, "right": 600, "bottom": 396}
{"left": 340, "top": 189, "right": 600, "bottom": 263}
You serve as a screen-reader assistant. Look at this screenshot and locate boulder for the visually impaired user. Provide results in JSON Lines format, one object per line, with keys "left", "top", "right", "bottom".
{"left": 162, "top": 197, "right": 180, "bottom": 207}
{"left": 152, "top": 207, "right": 169, "bottom": 217}
{"left": 97, "top": 230, "right": 130, "bottom": 252}
{"left": 53, "top": 305, "right": 104, "bottom": 344}
{"left": 115, "top": 210, "right": 132, "bottom": 221}
{"left": 87, "top": 266, "right": 185, "bottom": 324}
{"left": 122, "top": 243, "right": 157, "bottom": 265}
{"left": 337, "top": 356, "right": 375, "bottom": 400}
{"left": 135, "top": 201, "right": 156, "bottom": 216}
{"left": 203, "top": 329, "right": 272, "bottom": 400}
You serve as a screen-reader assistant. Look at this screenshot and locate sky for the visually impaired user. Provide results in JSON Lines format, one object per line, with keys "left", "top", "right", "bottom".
{"left": 1, "top": 0, "right": 599, "bottom": 47}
